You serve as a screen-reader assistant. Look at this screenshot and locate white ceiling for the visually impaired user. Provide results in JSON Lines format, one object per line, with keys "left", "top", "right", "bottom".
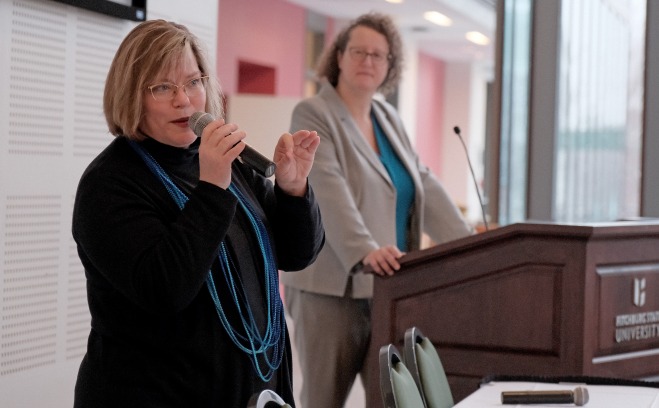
{"left": 283, "top": 0, "right": 497, "bottom": 63}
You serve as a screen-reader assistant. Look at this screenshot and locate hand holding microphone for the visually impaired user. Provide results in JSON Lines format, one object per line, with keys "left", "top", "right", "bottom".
{"left": 189, "top": 112, "right": 276, "bottom": 178}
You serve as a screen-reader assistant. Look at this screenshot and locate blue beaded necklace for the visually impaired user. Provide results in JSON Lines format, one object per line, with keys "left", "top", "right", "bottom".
{"left": 129, "top": 141, "right": 284, "bottom": 382}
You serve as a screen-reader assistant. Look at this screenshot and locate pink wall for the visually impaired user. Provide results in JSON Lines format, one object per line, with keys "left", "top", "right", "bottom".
{"left": 415, "top": 52, "right": 446, "bottom": 178}
{"left": 216, "top": 4, "right": 450, "bottom": 182}
{"left": 217, "top": 0, "right": 306, "bottom": 97}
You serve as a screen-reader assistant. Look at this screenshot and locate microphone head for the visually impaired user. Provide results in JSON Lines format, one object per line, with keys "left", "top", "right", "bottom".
{"left": 188, "top": 111, "right": 214, "bottom": 137}
{"left": 573, "top": 387, "right": 589, "bottom": 406}
{"left": 453, "top": 126, "right": 461, "bottom": 135}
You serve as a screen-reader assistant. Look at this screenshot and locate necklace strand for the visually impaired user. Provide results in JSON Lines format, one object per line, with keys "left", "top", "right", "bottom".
{"left": 129, "top": 141, "right": 284, "bottom": 382}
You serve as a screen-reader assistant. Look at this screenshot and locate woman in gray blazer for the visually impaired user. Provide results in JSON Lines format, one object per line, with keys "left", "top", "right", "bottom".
{"left": 281, "top": 12, "right": 472, "bottom": 408}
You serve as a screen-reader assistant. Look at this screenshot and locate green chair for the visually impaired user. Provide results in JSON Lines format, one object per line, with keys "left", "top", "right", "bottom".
{"left": 379, "top": 343, "right": 425, "bottom": 408}
{"left": 247, "top": 389, "right": 292, "bottom": 408}
{"left": 403, "top": 327, "right": 454, "bottom": 408}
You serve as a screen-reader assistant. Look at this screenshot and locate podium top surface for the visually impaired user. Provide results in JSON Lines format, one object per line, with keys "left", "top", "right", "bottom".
{"left": 391, "top": 220, "right": 659, "bottom": 270}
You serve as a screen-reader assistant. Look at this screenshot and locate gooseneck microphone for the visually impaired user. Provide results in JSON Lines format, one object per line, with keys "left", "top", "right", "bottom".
{"left": 501, "top": 387, "right": 589, "bottom": 406}
{"left": 453, "top": 126, "right": 489, "bottom": 231}
{"left": 188, "top": 112, "right": 276, "bottom": 178}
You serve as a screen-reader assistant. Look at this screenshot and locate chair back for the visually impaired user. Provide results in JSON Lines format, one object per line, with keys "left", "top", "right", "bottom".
{"left": 379, "top": 343, "right": 425, "bottom": 408}
{"left": 247, "top": 389, "right": 292, "bottom": 408}
{"left": 403, "top": 327, "right": 454, "bottom": 408}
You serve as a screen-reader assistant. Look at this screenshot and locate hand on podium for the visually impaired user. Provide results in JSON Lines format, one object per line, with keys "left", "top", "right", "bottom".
{"left": 360, "top": 246, "right": 406, "bottom": 276}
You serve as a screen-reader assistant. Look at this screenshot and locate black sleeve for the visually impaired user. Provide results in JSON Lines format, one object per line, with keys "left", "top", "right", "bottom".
{"left": 73, "top": 160, "right": 238, "bottom": 313}
{"left": 272, "top": 182, "right": 325, "bottom": 271}
{"left": 231, "top": 163, "right": 325, "bottom": 272}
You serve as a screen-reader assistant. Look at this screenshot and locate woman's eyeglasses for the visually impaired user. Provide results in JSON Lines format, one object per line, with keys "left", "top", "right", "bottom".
{"left": 347, "top": 48, "right": 391, "bottom": 65}
{"left": 146, "top": 75, "right": 209, "bottom": 101}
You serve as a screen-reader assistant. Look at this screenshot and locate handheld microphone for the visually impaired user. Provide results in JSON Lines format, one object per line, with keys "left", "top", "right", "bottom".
{"left": 189, "top": 112, "right": 276, "bottom": 178}
{"left": 453, "top": 126, "right": 489, "bottom": 231}
{"left": 501, "top": 386, "right": 589, "bottom": 406}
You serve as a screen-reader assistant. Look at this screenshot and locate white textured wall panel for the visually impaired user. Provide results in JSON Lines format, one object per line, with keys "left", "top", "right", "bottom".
{"left": 0, "top": 0, "right": 219, "bottom": 406}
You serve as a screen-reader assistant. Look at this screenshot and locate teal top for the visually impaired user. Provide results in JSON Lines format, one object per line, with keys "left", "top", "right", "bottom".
{"left": 372, "top": 112, "right": 415, "bottom": 251}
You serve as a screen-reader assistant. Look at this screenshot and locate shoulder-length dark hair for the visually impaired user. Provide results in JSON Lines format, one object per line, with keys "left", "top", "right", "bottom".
{"left": 316, "top": 12, "right": 403, "bottom": 96}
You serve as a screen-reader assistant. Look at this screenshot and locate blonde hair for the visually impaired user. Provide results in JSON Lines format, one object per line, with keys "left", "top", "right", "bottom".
{"left": 316, "top": 12, "right": 403, "bottom": 96}
{"left": 104, "top": 19, "right": 223, "bottom": 140}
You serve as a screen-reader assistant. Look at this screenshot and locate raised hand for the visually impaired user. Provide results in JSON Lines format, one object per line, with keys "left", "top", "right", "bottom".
{"left": 273, "top": 130, "right": 320, "bottom": 196}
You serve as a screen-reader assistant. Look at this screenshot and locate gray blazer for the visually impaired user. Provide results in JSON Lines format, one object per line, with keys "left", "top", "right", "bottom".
{"left": 280, "top": 79, "right": 471, "bottom": 298}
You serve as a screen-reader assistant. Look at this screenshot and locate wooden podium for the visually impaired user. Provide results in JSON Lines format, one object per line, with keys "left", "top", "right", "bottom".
{"left": 366, "top": 221, "right": 659, "bottom": 406}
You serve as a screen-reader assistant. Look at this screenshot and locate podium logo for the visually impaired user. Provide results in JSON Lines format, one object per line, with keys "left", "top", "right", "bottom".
{"left": 634, "top": 278, "right": 646, "bottom": 307}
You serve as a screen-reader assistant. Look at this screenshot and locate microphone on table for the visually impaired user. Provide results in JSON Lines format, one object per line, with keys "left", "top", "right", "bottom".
{"left": 501, "top": 386, "right": 589, "bottom": 406}
{"left": 453, "top": 126, "right": 489, "bottom": 232}
{"left": 188, "top": 112, "right": 276, "bottom": 178}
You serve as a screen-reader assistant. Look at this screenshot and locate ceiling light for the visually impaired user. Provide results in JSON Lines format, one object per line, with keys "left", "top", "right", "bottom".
{"left": 385, "top": 0, "right": 404, "bottom": 3}
{"left": 423, "top": 11, "right": 452, "bottom": 27}
{"left": 466, "top": 31, "right": 490, "bottom": 45}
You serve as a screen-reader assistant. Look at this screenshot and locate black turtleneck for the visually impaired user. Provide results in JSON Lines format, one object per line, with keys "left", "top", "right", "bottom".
{"left": 72, "top": 136, "right": 324, "bottom": 408}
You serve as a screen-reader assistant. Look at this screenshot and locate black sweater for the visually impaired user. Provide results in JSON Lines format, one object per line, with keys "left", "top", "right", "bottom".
{"left": 72, "top": 137, "right": 324, "bottom": 407}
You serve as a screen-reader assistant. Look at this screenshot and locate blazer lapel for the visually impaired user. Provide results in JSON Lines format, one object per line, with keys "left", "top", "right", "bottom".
{"left": 319, "top": 83, "right": 393, "bottom": 187}
{"left": 371, "top": 101, "right": 422, "bottom": 189}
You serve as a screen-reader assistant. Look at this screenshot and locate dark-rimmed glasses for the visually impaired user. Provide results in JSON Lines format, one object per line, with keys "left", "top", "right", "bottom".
{"left": 347, "top": 48, "right": 391, "bottom": 65}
